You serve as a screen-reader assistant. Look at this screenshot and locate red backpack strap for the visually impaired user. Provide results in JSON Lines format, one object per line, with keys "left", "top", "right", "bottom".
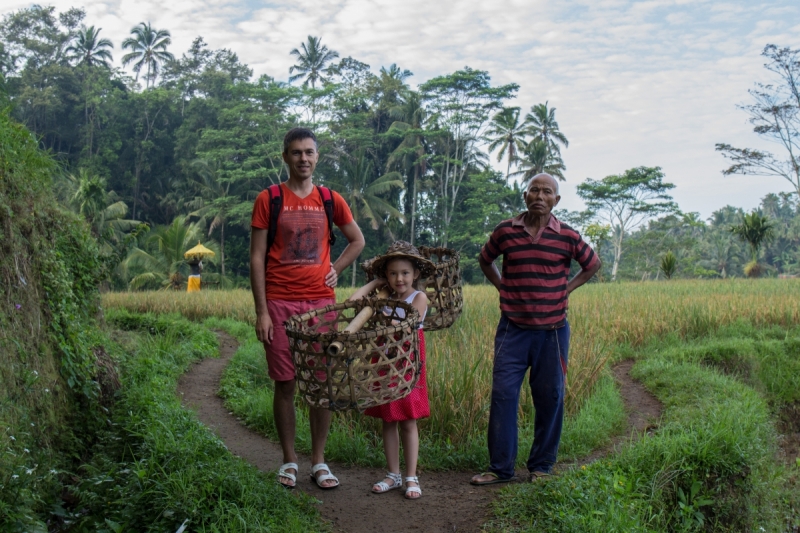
{"left": 266, "top": 184, "right": 283, "bottom": 257}
{"left": 316, "top": 186, "right": 336, "bottom": 247}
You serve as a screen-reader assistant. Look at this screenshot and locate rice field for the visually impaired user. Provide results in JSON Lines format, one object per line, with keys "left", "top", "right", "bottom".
{"left": 102, "top": 279, "right": 800, "bottom": 442}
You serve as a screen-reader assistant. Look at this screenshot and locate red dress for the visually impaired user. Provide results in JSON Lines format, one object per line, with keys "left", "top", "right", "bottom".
{"left": 364, "top": 291, "right": 429, "bottom": 423}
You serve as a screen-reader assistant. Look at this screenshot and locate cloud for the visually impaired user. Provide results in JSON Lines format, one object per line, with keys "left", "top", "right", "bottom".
{"left": 3, "top": 0, "right": 799, "bottom": 217}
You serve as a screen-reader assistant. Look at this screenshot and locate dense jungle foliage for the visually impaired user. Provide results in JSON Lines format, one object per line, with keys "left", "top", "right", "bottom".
{"left": 2, "top": 6, "right": 799, "bottom": 289}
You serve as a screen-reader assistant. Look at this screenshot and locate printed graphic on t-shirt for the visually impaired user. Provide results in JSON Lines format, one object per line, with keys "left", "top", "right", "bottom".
{"left": 280, "top": 210, "right": 325, "bottom": 265}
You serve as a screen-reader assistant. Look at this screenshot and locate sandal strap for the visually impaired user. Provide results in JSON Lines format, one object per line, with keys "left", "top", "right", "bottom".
{"left": 278, "top": 462, "right": 298, "bottom": 482}
{"left": 404, "top": 476, "right": 419, "bottom": 484}
{"left": 372, "top": 472, "right": 402, "bottom": 493}
{"left": 310, "top": 463, "right": 340, "bottom": 487}
{"left": 311, "top": 463, "right": 331, "bottom": 475}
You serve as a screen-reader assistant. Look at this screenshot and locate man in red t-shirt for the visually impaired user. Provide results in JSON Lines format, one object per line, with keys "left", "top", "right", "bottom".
{"left": 250, "top": 127, "right": 365, "bottom": 489}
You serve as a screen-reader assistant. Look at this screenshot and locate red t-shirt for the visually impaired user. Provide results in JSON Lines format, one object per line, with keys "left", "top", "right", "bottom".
{"left": 251, "top": 183, "right": 354, "bottom": 301}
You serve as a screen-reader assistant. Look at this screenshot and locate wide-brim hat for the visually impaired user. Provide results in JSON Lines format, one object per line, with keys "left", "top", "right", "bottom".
{"left": 369, "top": 241, "right": 436, "bottom": 280}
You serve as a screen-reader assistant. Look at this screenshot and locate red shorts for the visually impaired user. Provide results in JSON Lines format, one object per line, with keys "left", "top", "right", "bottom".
{"left": 264, "top": 298, "right": 335, "bottom": 381}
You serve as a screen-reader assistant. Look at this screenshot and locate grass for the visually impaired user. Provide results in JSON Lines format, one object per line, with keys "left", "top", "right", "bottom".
{"left": 103, "top": 279, "right": 800, "bottom": 448}
{"left": 102, "top": 279, "right": 800, "bottom": 530}
{"left": 60, "top": 309, "right": 325, "bottom": 532}
{"left": 489, "top": 323, "right": 800, "bottom": 532}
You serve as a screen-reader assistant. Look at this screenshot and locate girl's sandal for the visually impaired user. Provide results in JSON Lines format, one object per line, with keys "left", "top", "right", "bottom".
{"left": 404, "top": 476, "right": 422, "bottom": 499}
{"left": 372, "top": 472, "right": 402, "bottom": 494}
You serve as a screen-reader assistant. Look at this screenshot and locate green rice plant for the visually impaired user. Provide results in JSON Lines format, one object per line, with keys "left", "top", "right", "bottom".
{"left": 103, "top": 279, "right": 800, "bottom": 423}
{"left": 104, "top": 279, "right": 800, "bottom": 473}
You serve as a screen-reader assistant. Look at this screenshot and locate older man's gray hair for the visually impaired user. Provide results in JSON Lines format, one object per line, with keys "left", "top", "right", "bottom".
{"left": 527, "top": 173, "right": 560, "bottom": 195}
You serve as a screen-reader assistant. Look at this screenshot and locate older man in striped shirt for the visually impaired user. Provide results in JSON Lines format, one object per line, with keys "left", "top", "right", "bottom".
{"left": 471, "top": 173, "right": 601, "bottom": 485}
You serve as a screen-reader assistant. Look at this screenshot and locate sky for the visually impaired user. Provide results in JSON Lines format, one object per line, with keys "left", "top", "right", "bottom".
{"left": 3, "top": 0, "right": 800, "bottom": 219}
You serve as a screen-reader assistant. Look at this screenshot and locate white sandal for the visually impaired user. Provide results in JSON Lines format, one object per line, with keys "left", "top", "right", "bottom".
{"left": 277, "top": 462, "right": 298, "bottom": 489}
{"left": 404, "top": 476, "right": 421, "bottom": 499}
{"left": 372, "top": 472, "right": 402, "bottom": 494}
{"left": 310, "top": 463, "right": 340, "bottom": 489}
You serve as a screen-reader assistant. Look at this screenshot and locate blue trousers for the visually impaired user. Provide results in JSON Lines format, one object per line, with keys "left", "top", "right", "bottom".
{"left": 488, "top": 314, "right": 570, "bottom": 479}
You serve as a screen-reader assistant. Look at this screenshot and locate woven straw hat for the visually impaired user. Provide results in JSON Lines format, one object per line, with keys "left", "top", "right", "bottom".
{"left": 370, "top": 241, "right": 436, "bottom": 280}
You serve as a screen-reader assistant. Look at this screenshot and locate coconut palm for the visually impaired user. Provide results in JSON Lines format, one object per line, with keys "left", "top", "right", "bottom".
{"left": 329, "top": 151, "right": 404, "bottom": 285}
{"left": 122, "top": 22, "right": 175, "bottom": 88}
{"left": 186, "top": 159, "right": 251, "bottom": 278}
{"left": 124, "top": 216, "right": 217, "bottom": 290}
{"left": 66, "top": 26, "right": 113, "bottom": 68}
{"left": 511, "top": 139, "right": 566, "bottom": 182}
{"left": 485, "top": 107, "right": 528, "bottom": 181}
{"left": 730, "top": 211, "right": 775, "bottom": 277}
{"left": 66, "top": 170, "right": 140, "bottom": 254}
{"left": 387, "top": 90, "right": 427, "bottom": 244}
{"left": 288, "top": 35, "right": 339, "bottom": 89}
{"left": 524, "top": 101, "right": 569, "bottom": 157}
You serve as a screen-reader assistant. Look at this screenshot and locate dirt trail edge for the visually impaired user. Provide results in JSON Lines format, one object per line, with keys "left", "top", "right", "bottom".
{"left": 177, "top": 333, "right": 663, "bottom": 533}
{"left": 178, "top": 332, "right": 496, "bottom": 533}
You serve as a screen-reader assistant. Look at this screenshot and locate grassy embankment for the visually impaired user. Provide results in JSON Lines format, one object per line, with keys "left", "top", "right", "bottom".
{"left": 104, "top": 280, "right": 800, "bottom": 531}
{"left": 62, "top": 310, "right": 325, "bottom": 531}
{"left": 0, "top": 105, "right": 326, "bottom": 530}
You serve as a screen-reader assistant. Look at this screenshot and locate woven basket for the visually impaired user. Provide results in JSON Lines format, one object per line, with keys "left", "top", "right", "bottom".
{"left": 285, "top": 299, "right": 421, "bottom": 411}
{"left": 361, "top": 246, "right": 463, "bottom": 331}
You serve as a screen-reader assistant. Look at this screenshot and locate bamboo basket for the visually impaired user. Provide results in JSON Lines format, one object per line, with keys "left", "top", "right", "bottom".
{"left": 285, "top": 299, "right": 421, "bottom": 411}
{"left": 361, "top": 246, "right": 463, "bottom": 331}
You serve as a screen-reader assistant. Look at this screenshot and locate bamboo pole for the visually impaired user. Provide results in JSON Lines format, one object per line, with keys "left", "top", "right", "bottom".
{"left": 326, "top": 288, "right": 390, "bottom": 356}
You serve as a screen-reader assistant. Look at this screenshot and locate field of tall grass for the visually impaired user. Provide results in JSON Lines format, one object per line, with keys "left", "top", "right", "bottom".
{"left": 102, "top": 280, "right": 800, "bottom": 530}
{"left": 103, "top": 279, "right": 800, "bottom": 454}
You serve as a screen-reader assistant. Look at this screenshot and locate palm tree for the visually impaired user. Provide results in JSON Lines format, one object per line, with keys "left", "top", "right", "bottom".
{"left": 730, "top": 211, "right": 775, "bottom": 277}
{"left": 387, "top": 90, "right": 427, "bottom": 244}
{"left": 512, "top": 139, "right": 566, "bottom": 182}
{"left": 329, "top": 152, "right": 404, "bottom": 285}
{"left": 66, "top": 26, "right": 113, "bottom": 68}
{"left": 122, "top": 22, "right": 175, "bottom": 88}
{"left": 124, "top": 217, "right": 217, "bottom": 290}
{"left": 485, "top": 107, "right": 528, "bottom": 181}
{"left": 524, "top": 102, "right": 569, "bottom": 157}
{"left": 186, "top": 159, "right": 247, "bottom": 279}
{"left": 288, "top": 35, "right": 339, "bottom": 89}
{"left": 67, "top": 170, "right": 140, "bottom": 254}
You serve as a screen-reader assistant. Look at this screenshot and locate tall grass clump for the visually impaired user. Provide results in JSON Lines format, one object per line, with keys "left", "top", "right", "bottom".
{"left": 65, "top": 309, "right": 324, "bottom": 531}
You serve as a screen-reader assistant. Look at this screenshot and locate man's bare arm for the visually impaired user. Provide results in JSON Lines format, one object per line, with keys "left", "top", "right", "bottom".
{"left": 567, "top": 259, "right": 601, "bottom": 295}
{"left": 326, "top": 220, "right": 365, "bottom": 287}
{"left": 250, "top": 228, "right": 273, "bottom": 343}
{"left": 479, "top": 255, "right": 502, "bottom": 292}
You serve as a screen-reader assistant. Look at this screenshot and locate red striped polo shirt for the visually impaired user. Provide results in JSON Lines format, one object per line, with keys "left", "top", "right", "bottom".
{"left": 480, "top": 213, "right": 599, "bottom": 329}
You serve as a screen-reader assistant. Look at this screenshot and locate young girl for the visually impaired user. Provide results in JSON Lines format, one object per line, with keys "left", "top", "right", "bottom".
{"left": 348, "top": 241, "right": 435, "bottom": 500}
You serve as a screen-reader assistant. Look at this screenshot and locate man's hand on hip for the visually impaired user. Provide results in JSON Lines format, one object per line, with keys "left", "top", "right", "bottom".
{"left": 324, "top": 262, "right": 338, "bottom": 288}
{"left": 256, "top": 312, "right": 274, "bottom": 344}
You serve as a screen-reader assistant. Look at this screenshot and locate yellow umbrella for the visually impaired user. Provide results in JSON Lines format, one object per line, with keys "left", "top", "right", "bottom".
{"left": 184, "top": 241, "right": 216, "bottom": 261}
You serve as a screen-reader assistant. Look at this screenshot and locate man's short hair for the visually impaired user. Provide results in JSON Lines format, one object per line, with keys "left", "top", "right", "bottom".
{"left": 527, "top": 173, "right": 560, "bottom": 195}
{"left": 283, "top": 127, "right": 317, "bottom": 153}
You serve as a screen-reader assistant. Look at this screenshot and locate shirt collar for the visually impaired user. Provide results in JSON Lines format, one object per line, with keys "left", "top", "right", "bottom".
{"left": 511, "top": 213, "right": 561, "bottom": 233}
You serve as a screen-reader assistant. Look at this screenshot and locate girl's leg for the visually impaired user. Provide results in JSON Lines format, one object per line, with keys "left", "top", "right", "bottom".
{"left": 373, "top": 421, "right": 401, "bottom": 491}
{"left": 399, "top": 419, "right": 420, "bottom": 498}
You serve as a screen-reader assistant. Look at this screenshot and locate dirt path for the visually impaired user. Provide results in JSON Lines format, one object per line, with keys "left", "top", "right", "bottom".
{"left": 177, "top": 334, "right": 662, "bottom": 532}
{"left": 568, "top": 359, "right": 663, "bottom": 467}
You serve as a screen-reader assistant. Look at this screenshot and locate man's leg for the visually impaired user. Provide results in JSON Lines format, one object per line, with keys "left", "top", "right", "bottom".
{"left": 273, "top": 379, "right": 298, "bottom": 486}
{"left": 478, "top": 315, "right": 531, "bottom": 481}
{"left": 309, "top": 406, "right": 337, "bottom": 488}
{"left": 527, "top": 321, "right": 570, "bottom": 474}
